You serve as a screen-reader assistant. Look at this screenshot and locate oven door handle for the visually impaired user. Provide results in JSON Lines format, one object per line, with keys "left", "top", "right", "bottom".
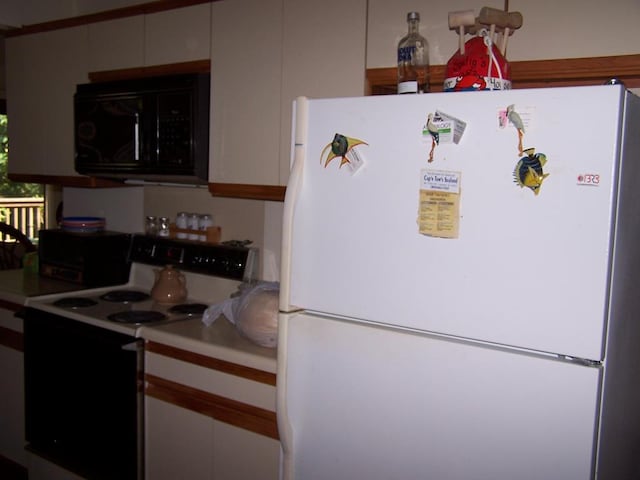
{"left": 122, "top": 340, "right": 142, "bottom": 351}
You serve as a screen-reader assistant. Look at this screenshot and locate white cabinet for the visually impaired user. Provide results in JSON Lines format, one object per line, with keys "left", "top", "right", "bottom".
{"left": 212, "top": 420, "right": 281, "bottom": 480}
{"left": 209, "top": 0, "right": 283, "bottom": 185}
{"left": 144, "top": 347, "right": 280, "bottom": 480}
{"left": 87, "top": 16, "right": 144, "bottom": 72}
{"left": 5, "top": 26, "right": 89, "bottom": 177}
{"left": 209, "top": 0, "right": 367, "bottom": 187}
{"left": 145, "top": 396, "right": 214, "bottom": 479}
{"left": 145, "top": 3, "right": 211, "bottom": 66}
{"left": 279, "top": 0, "right": 368, "bottom": 182}
{"left": 88, "top": 3, "right": 211, "bottom": 72}
{"left": 0, "top": 306, "right": 26, "bottom": 469}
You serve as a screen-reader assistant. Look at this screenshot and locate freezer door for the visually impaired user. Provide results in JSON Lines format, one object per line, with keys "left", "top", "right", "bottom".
{"left": 277, "top": 312, "right": 601, "bottom": 480}
{"left": 282, "top": 86, "right": 629, "bottom": 360}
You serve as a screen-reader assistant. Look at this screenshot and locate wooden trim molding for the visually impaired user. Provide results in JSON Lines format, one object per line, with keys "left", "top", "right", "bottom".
{"left": 7, "top": 173, "right": 126, "bottom": 188}
{"left": 88, "top": 60, "right": 211, "bottom": 83}
{"left": 0, "top": 299, "right": 23, "bottom": 313}
{"left": 0, "top": 454, "right": 27, "bottom": 480}
{"left": 0, "top": 300, "right": 24, "bottom": 352}
{"left": 145, "top": 341, "right": 277, "bottom": 386}
{"left": 208, "top": 183, "right": 286, "bottom": 202}
{"left": 145, "top": 373, "right": 279, "bottom": 440}
{"left": 5, "top": 0, "right": 215, "bottom": 37}
{"left": 0, "top": 326, "right": 23, "bottom": 352}
{"left": 366, "top": 54, "right": 640, "bottom": 94}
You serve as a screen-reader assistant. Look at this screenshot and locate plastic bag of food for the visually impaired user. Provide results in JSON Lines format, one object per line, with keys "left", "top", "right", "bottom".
{"left": 203, "top": 282, "right": 279, "bottom": 348}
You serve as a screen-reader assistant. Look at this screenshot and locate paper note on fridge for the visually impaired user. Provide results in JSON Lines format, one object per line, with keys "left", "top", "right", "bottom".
{"left": 418, "top": 170, "right": 461, "bottom": 239}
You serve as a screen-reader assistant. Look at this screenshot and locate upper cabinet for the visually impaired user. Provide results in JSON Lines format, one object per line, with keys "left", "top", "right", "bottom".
{"left": 6, "top": 26, "right": 89, "bottom": 178}
{"left": 88, "top": 3, "right": 211, "bottom": 72}
{"left": 145, "top": 3, "right": 211, "bottom": 67}
{"left": 279, "top": 0, "right": 367, "bottom": 183}
{"left": 4, "top": 0, "right": 366, "bottom": 194}
{"left": 209, "top": 0, "right": 283, "bottom": 186}
{"left": 88, "top": 16, "right": 144, "bottom": 72}
{"left": 209, "top": 0, "right": 367, "bottom": 188}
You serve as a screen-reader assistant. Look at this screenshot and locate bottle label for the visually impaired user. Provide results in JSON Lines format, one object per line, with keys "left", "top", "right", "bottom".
{"left": 398, "top": 81, "right": 418, "bottom": 94}
{"left": 398, "top": 46, "right": 416, "bottom": 62}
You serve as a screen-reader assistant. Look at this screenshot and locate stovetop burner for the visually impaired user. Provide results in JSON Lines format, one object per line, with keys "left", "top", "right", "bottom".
{"left": 53, "top": 297, "right": 99, "bottom": 308}
{"left": 100, "top": 290, "right": 150, "bottom": 303}
{"left": 167, "top": 303, "right": 208, "bottom": 315}
{"left": 107, "top": 310, "right": 168, "bottom": 324}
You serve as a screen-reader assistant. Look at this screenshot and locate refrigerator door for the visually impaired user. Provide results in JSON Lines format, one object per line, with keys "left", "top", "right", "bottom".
{"left": 277, "top": 312, "right": 601, "bottom": 480}
{"left": 281, "top": 86, "right": 627, "bottom": 360}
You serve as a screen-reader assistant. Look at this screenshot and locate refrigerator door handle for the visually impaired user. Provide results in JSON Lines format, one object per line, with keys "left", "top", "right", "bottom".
{"left": 280, "top": 96, "right": 309, "bottom": 312}
{"left": 276, "top": 313, "right": 294, "bottom": 479}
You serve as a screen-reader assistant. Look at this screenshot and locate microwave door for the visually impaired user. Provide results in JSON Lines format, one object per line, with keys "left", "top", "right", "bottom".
{"left": 75, "top": 95, "right": 144, "bottom": 169}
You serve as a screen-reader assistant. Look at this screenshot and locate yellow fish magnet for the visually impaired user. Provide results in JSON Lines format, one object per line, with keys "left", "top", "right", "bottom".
{"left": 513, "top": 148, "right": 549, "bottom": 195}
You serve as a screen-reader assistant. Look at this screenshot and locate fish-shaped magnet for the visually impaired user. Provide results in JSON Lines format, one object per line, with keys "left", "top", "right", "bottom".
{"left": 320, "top": 133, "right": 368, "bottom": 168}
{"left": 513, "top": 148, "right": 549, "bottom": 195}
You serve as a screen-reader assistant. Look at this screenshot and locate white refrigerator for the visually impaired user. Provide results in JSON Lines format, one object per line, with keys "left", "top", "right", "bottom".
{"left": 277, "top": 85, "right": 640, "bottom": 480}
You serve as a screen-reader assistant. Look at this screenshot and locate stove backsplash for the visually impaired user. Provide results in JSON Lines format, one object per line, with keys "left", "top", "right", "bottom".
{"left": 63, "top": 187, "right": 145, "bottom": 232}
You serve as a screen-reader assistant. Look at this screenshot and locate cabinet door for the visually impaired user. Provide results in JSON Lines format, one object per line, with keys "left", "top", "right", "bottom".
{"left": 279, "top": 0, "right": 367, "bottom": 183}
{"left": 212, "top": 420, "right": 280, "bottom": 480}
{"left": 87, "top": 16, "right": 144, "bottom": 72}
{"left": 209, "top": 0, "right": 283, "bottom": 185}
{"left": 6, "top": 26, "right": 89, "bottom": 177}
{"left": 145, "top": 3, "right": 211, "bottom": 66}
{"left": 0, "top": 309, "right": 25, "bottom": 467}
{"left": 145, "top": 396, "right": 213, "bottom": 480}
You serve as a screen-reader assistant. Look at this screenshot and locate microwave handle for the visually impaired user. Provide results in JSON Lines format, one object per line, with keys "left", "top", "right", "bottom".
{"left": 134, "top": 113, "right": 140, "bottom": 161}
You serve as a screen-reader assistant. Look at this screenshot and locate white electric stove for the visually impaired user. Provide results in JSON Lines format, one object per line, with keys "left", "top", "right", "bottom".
{"left": 22, "top": 234, "right": 259, "bottom": 480}
{"left": 25, "top": 234, "right": 259, "bottom": 335}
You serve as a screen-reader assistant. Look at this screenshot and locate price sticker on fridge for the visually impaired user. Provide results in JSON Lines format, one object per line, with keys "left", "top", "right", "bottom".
{"left": 418, "top": 170, "right": 461, "bottom": 239}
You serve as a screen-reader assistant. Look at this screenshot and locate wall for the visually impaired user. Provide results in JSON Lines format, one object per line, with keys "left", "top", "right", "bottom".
{"left": 60, "top": 185, "right": 276, "bottom": 280}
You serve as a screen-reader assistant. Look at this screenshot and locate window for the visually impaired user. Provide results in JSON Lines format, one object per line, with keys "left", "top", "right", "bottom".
{"left": 0, "top": 110, "right": 45, "bottom": 242}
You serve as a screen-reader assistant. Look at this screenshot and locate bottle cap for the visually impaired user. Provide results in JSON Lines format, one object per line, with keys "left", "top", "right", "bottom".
{"left": 407, "top": 12, "right": 420, "bottom": 21}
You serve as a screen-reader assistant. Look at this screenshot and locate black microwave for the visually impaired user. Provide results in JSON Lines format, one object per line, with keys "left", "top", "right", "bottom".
{"left": 74, "top": 73, "right": 210, "bottom": 184}
{"left": 38, "top": 229, "right": 132, "bottom": 286}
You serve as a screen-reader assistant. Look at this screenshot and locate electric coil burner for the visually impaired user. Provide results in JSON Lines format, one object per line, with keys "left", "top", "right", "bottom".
{"left": 167, "top": 303, "right": 208, "bottom": 315}
{"left": 101, "top": 290, "right": 151, "bottom": 303}
{"left": 53, "top": 297, "right": 99, "bottom": 308}
{"left": 108, "top": 310, "right": 168, "bottom": 324}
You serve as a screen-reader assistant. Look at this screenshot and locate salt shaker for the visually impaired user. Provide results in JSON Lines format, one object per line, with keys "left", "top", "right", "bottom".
{"left": 187, "top": 213, "right": 200, "bottom": 240}
{"left": 176, "top": 212, "right": 188, "bottom": 239}
{"left": 199, "top": 214, "right": 213, "bottom": 241}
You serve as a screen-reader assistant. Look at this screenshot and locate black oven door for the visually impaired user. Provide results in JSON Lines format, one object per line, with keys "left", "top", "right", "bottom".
{"left": 23, "top": 308, "right": 142, "bottom": 480}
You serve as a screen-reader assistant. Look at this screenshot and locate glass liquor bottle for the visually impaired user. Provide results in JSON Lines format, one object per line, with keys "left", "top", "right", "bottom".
{"left": 397, "top": 12, "right": 430, "bottom": 94}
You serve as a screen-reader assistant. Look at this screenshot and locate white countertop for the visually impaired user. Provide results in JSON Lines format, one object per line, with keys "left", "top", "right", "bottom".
{"left": 0, "top": 269, "right": 278, "bottom": 374}
{"left": 0, "top": 269, "right": 95, "bottom": 306}
{"left": 139, "top": 315, "right": 278, "bottom": 374}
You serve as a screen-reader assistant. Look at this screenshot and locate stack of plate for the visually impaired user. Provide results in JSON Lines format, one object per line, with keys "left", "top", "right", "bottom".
{"left": 60, "top": 217, "right": 106, "bottom": 233}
